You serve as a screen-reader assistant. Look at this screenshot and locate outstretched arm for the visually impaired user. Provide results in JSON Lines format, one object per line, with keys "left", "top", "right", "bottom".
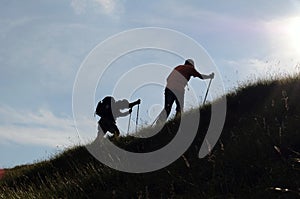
{"left": 115, "top": 99, "right": 140, "bottom": 118}
{"left": 198, "top": 73, "right": 214, "bottom": 80}
{"left": 190, "top": 68, "right": 214, "bottom": 80}
{"left": 118, "top": 108, "right": 132, "bottom": 117}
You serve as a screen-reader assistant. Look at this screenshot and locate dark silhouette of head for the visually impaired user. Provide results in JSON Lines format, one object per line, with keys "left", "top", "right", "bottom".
{"left": 184, "top": 59, "right": 195, "bottom": 67}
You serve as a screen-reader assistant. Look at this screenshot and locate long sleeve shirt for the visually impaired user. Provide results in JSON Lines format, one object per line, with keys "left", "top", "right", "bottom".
{"left": 166, "top": 65, "right": 203, "bottom": 92}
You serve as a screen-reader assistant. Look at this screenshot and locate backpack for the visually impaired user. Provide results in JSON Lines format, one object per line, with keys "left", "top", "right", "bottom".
{"left": 95, "top": 96, "right": 115, "bottom": 118}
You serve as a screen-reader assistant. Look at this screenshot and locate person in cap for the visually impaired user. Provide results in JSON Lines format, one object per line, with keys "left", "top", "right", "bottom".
{"left": 95, "top": 96, "right": 141, "bottom": 139}
{"left": 155, "top": 59, "right": 214, "bottom": 124}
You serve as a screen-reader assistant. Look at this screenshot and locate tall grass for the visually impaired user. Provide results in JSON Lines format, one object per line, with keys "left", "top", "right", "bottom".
{"left": 0, "top": 75, "right": 300, "bottom": 198}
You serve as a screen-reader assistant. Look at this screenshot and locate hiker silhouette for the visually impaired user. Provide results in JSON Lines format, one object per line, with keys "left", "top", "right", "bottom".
{"left": 155, "top": 59, "right": 214, "bottom": 124}
{"left": 95, "top": 96, "right": 141, "bottom": 139}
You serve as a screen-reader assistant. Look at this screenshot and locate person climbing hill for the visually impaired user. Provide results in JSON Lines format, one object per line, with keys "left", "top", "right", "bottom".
{"left": 155, "top": 59, "right": 214, "bottom": 124}
{"left": 95, "top": 96, "right": 141, "bottom": 139}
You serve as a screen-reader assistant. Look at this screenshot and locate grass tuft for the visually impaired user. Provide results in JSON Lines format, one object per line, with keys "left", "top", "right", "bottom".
{"left": 1, "top": 75, "right": 300, "bottom": 198}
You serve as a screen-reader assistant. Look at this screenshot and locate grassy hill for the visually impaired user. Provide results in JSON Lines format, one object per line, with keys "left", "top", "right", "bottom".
{"left": 1, "top": 76, "right": 300, "bottom": 198}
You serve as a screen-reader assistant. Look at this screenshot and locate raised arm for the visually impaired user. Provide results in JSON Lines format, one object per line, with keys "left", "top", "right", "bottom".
{"left": 117, "top": 108, "right": 132, "bottom": 117}
{"left": 190, "top": 68, "right": 214, "bottom": 80}
{"left": 198, "top": 72, "right": 214, "bottom": 80}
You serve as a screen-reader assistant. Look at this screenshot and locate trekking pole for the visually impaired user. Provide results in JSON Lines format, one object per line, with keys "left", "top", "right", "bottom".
{"left": 136, "top": 104, "right": 140, "bottom": 133}
{"left": 151, "top": 115, "right": 158, "bottom": 127}
{"left": 127, "top": 110, "right": 132, "bottom": 134}
{"left": 202, "top": 77, "right": 213, "bottom": 107}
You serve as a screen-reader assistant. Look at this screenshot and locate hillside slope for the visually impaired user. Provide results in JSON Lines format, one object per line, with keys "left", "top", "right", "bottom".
{"left": 1, "top": 77, "right": 300, "bottom": 198}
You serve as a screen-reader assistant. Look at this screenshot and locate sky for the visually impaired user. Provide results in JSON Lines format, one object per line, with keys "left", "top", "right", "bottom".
{"left": 1, "top": 0, "right": 300, "bottom": 168}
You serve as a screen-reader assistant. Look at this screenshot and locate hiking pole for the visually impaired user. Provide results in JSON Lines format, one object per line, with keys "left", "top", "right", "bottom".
{"left": 151, "top": 115, "right": 159, "bottom": 127}
{"left": 127, "top": 109, "right": 132, "bottom": 134}
{"left": 127, "top": 99, "right": 141, "bottom": 134}
{"left": 136, "top": 104, "right": 140, "bottom": 133}
{"left": 202, "top": 76, "right": 213, "bottom": 107}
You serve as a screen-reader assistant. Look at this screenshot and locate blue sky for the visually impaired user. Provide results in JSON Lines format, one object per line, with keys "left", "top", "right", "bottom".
{"left": 1, "top": 0, "right": 300, "bottom": 168}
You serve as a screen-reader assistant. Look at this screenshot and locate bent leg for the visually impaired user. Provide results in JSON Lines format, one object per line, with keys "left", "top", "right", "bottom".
{"left": 175, "top": 91, "right": 184, "bottom": 118}
{"left": 99, "top": 119, "right": 108, "bottom": 134}
{"left": 156, "top": 88, "right": 176, "bottom": 124}
{"left": 99, "top": 118, "right": 120, "bottom": 137}
{"left": 109, "top": 123, "right": 120, "bottom": 137}
{"left": 164, "top": 88, "right": 175, "bottom": 118}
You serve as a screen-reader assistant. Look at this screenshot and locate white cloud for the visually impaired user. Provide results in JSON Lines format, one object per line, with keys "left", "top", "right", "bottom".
{"left": 0, "top": 105, "right": 88, "bottom": 147}
{"left": 0, "top": 20, "right": 91, "bottom": 100}
{"left": 70, "top": 0, "right": 123, "bottom": 16}
{"left": 0, "top": 17, "right": 36, "bottom": 39}
{"left": 222, "top": 58, "right": 269, "bottom": 84}
{"left": 94, "top": 0, "right": 116, "bottom": 14}
{"left": 71, "top": 0, "right": 88, "bottom": 15}
{"left": 221, "top": 57, "right": 300, "bottom": 91}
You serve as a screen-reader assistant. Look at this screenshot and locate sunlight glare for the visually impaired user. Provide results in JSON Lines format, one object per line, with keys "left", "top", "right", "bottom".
{"left": 286, "top": 16, "right": 300, "bottom": 57}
